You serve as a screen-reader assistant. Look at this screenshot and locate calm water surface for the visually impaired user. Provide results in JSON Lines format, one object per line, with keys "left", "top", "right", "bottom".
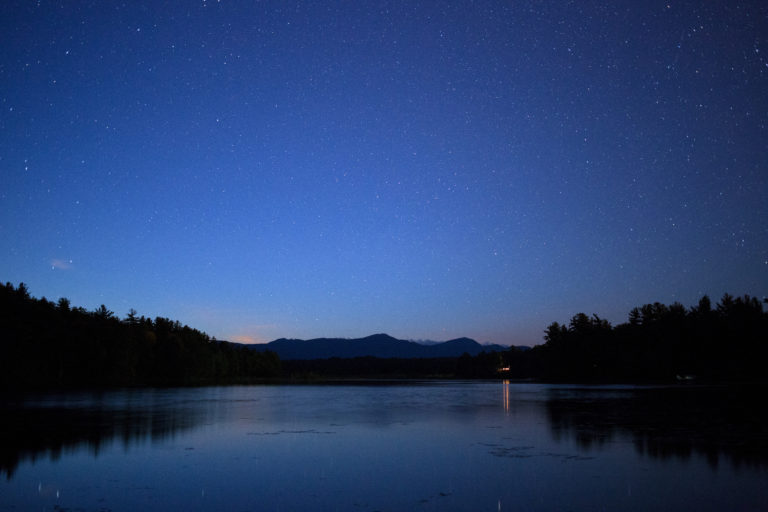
{"left": 2, "top": 382, "right": 767, "bottom": 511}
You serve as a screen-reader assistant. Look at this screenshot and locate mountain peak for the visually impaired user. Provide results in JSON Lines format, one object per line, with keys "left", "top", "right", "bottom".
{"left": 361, "top": 333, "right": 398, "bottom": 342}
{"left": 444, "top": 337, "right": 479, "bottom": 345}
{"left": 247, "top": 334, "right": 505, "bottom": 360}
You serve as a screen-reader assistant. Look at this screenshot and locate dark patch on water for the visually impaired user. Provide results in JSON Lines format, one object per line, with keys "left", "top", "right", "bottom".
{"left": 488, "top": 445, "right": 535, "bottom": 458}
{"left": 246, "top": 429, "right": 336, "bottom": 436}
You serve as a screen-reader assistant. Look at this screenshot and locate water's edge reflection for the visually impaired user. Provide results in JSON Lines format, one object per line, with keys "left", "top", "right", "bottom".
{"left": 3, "top": 382, "right": 767, "bottom": 480}
{"left": 541, "top": 384, "right": 768, "bottom": 470}
{"left": 1, "top": 389, "right": 207, "bottom": 479}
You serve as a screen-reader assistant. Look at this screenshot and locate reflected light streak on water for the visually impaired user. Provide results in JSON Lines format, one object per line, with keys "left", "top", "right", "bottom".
{"left": 502, "top": 380, "right": 510, "bottom": 414}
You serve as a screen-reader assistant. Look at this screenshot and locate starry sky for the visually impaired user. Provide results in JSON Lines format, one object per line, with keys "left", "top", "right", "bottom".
{"left": 2, "top": 1, "right": 767, "bottom": 346}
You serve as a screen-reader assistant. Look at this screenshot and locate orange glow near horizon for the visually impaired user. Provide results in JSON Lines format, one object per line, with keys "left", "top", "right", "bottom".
{"left": 230, "top": 335, "right": 263, "bottom": 344}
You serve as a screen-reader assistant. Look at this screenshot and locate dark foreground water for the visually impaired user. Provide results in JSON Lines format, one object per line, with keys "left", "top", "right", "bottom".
{"left": 2, "top": 382, "right": 767, "bottom": 511}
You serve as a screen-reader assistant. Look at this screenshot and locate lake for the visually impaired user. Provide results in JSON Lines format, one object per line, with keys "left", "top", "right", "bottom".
{"left": 2, "top": 381, "right": 767, "bottom": 511}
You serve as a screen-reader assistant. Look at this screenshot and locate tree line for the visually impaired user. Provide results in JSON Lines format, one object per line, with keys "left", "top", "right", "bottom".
{"left": 2, "top": 281, "right": 766, "bottom": 386}
{"left": 490, "top": 293, "right": 768, "bottom": 382}
{"left": 282, "top": 356, "right": 459, "bottom": 379}
{"left": 0, "top": 282, "right": 280, "bottom": 388}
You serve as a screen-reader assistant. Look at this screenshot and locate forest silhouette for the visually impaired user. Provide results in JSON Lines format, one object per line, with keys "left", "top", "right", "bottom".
{"left": 492, "top": 293, "right": 768, "bottom": 382}
{"left": 0, "top": 282, "right": 280, "bottom": 388}
{"left": 1, "top": 281, "right": 766, "bottom": 387}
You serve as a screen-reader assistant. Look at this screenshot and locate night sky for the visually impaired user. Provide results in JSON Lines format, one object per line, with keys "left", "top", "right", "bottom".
{"left": 2, "top": 1, "right": 767, "bottom": 346}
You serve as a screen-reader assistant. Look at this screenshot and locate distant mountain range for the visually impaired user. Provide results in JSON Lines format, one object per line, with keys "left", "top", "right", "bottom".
{"left": 239, "top": 333, "right": 510, "bottom": 360}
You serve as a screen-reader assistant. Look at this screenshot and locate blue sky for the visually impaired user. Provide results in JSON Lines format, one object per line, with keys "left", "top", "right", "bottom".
{"left": 2, "top": 1, "right": 767, "bottom": 345}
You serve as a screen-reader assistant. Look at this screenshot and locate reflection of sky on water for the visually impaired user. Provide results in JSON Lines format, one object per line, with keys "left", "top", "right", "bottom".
{"left": 2, "top": 383, "right": 768, "bottom": 511}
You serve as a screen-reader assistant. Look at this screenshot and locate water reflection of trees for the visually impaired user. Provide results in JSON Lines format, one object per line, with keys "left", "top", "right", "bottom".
{"left": 0, "top": 399, "right": 205, "bottom": 479}
{"left": 545, "top": 386, "right": 768, "bottom": 470}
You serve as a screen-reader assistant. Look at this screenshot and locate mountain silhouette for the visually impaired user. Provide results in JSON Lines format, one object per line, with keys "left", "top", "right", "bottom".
{"left": 242, "top": 333, "right": 507, "bottom": 360}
